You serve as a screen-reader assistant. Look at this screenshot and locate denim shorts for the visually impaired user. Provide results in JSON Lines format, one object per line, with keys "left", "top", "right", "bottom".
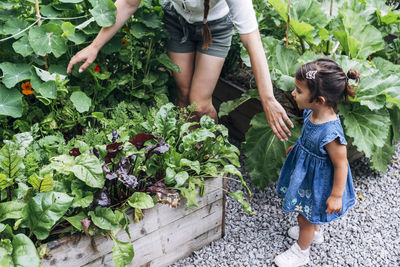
{"left": 162, "top": 4, "right": 234, "bottom": 58}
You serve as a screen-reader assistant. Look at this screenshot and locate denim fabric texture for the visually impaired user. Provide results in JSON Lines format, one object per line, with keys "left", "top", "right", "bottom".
{"left": 276, "top": 109, "right": 356, "bottom": 225}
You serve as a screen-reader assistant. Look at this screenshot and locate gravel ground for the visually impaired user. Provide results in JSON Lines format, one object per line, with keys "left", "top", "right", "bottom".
{"left": 171, "top": 140, "right": 400, "bottom": 267}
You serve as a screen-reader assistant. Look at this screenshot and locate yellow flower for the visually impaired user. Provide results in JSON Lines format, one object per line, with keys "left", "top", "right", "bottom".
{"left": 295, "top": 205, "right": 303, "bottom": 212}
{"left": 21, "top": 81, "right": 34, "bottom": 95}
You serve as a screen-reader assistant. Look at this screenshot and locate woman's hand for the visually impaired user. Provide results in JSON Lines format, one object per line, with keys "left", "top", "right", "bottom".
{"left": 325, "top": 195, "right": 342, "bottom": 214}
{"left": 67, "top": 44, "right": 100, "bottom": 74}
{"left": 264, "top": 98, "right": 294, "bottom": 141}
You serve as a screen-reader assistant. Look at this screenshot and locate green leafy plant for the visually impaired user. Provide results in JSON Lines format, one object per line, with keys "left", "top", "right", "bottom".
{"left": 221, "top": 0, "right": 400, "bottom": 188}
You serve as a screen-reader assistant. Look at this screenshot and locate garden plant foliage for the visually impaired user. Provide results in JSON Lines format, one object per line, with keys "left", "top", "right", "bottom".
{"left": 220, "top": 0, "right": 400, "bottom": 187}
{"left": 0, "top": 102, "right": 252, "bottom": 266}
{"left": 0, "top": 1, "right": 252, "bottom": 266}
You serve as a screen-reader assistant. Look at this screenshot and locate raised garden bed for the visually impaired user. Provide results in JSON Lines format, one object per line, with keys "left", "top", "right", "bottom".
{"left": 42, "top": 177, "right": 225, "bottom": 267}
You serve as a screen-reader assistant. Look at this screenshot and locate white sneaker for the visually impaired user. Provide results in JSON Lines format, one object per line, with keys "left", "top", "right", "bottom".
{"left": 288, "top": 226, "right": 324, "bottom": 244}
{"left": 274, "top": 242, "right": 310, "bottom": 267}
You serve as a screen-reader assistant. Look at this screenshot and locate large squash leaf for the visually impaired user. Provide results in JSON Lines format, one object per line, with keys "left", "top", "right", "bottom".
{"left": 267, "top": 0, "right": 329, "bottom": 45}
{"left": 11, "top": 234, "right": 40, "bottom": 267}
{"left": 339, "top": 103, "right": 390, "bottom": 159}
{"left": 331, "top": 9, "right": 385, "bottom": 59}
{"left": 23, "top": 192, "right": 73, "bottom": 240}
{"left": 370, "top": 134, "right": 395, "bottom": 173}
{"left": 242, "top": 113, "right": 301, "bottom": 189}
{"left": 270, "top": 45, "right": 301, "bottom": 91}
{"left": 356, "top": 74, "right": 400, "bottom": 110}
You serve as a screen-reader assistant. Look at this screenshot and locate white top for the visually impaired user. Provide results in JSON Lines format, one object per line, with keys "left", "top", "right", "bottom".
{"left": 163, "top": 0, "right": 258, "bottom": 34}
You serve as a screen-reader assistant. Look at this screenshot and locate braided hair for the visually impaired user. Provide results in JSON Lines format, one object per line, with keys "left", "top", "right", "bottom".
{"left": 202, "top": 0, "right": 212, "bottom": 50}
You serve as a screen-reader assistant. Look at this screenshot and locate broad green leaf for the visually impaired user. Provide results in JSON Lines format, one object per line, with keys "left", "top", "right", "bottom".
{"left": 180, "top": 159, "right": 200, "bottom": 175}
{"left": 182, "top": 129, "right": 214, "bottom": 149}
{"left": 138, "top": 12, "right": 161, "bottom": 28}
{"left": 129, "top": 23, "right": 152, "bottom": 39}
{"left": 0, "top": 201, "right": 26, "bottom": 222}
{"left": 218, "top": 89, "right": 259, "bottom": 117}
{"left": 28, "top": 24, "right": 67, "bottom": 57}
{"left": 0, "top": 141, "right": 24, "bottom": 182}
{"left": 357, "top": 74, "right": 400, "bottom": 110}
{"left": 229, "top": 190, "right": 255, "bottom": 214}
{"left": 157, "top": 54, "right": 180, "bottom": 72}
{"left": 89, "top": 0, "right": 117, "bottom": 27}
{"left": 12, "top": 234, "right": 40, "bottom": 267}
{"left": 370, "top": 134, "right": 395, "bottom": 173}
{"left": 243, "top": 113, "right": 301, "bottom": 188}
{"left": 3, "top": 19, "right": 29, "bottom": 39}
{"left": 61, "top": 22, "right": 75, "bottom": 37}
{"left": 331, "top": 9, "right": 385, "bottom": 59}
{"left": 269, "top": 45, "right": 301, "bottom": 91}
{"left": 372, "top": 57, "right": 400, "bottom": 77}
{"left": 155, "top": 103, "right": 176, "bottom": 139}
{"left": 0, "top": 85, "right": 23, "bottom": 118}
{"left": 267, "top": 0, "right": 329, "bottom": 45}
{"left": 28, "top": 173, "right": 54, "bottom": 192}
{"left": 389, "top": 105, "right": 400, "bottom": 142}
{"left": 111, "top": 236, "right": 134, "bottom": 267}
{"left": 37, "top": 81, "right": 57, "bottom": 99}
{"left": 49, "top": 154, "right": 75, "bottom": 175}
{"left": 339, "top": 103, "right": 390, "bottom": 158}
{"left": 64, "top": 212, "right": 87, "bottom": 231}
{"left": 59, "top": 0, "right": 84, "bottom": 2}
{"left": 0, "top": 173, "right": 13, "bottom": 190}
{"left": 12, "top": 36, "right": 33, "bottom": 57}
{"left": 0, "top": 63, "right": 31, "bottom": 89}
{"left": 174, "top": 171, "right": 189, "bottom": 187}
{"left": 88, "top": 207, "right": 120, "bottom": 233}
{"left": 179, "top": 187, "right": 198, "bottom": 208}
{"left": 0, "top": 239, "right": 13, "bottom": 267}
{"left": 70, "top": 91, "right": 92, "bottom": 113}
{"left": 127, "top": 192, "right": 154, "bottom": 209}
{"left": 71, "top": 154, "right": 105, "bottom": 188}
{"left": 33, "top": 66, "right": 66, "bottom": 82}
{"left": 165, "top": 167, "right": 176, "bottom": 185}
{"left": 24, "top": 192, "right": 73, "bottom": 240}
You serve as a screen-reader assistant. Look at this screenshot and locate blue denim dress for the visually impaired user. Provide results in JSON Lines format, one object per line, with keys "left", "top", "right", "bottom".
{"left": 276, "top": 110, "right": 355, "bottom": 224}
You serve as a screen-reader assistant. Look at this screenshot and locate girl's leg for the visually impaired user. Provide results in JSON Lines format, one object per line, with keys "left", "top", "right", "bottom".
{"left": 297, "top": 214, "right": 315, "bottom": 250}
{"left": 168, "top": 51, "right": 196, "bottom": 108}
{"left": 189, "top": 52, "right": 225, "bottom": 122}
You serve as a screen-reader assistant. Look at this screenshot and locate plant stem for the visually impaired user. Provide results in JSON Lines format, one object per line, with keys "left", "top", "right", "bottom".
{"left": 286, "top": 0, "right": 291, "bottom": 48}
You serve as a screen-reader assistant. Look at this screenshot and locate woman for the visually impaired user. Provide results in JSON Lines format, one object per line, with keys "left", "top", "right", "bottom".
{"left": 67, "top": 0, "right": 293, "bottom": 141}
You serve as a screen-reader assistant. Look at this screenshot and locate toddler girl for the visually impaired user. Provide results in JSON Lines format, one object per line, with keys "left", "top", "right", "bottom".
{"left": 275, "top": 58, "right": 358, "bottom": 267}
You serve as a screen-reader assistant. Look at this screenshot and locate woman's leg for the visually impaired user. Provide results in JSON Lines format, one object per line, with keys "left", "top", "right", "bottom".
{"left": 168, "top": 51, "right": 196, "bottom": 108}
{"left": 297, "top": 214, "right": 315, "bottom": 250}
{"left": 189, "top": 52, "right": 225, "bottom": 122}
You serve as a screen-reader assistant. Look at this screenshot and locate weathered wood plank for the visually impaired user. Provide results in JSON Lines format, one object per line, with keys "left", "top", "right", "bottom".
{"left": 88, "top": 199, "right": 223, "bottom": 267}
{"left": 42, "top": 177, "right": 224, "bottom": 267}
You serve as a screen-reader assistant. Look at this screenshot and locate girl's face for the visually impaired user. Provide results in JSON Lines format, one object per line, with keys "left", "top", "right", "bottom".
{"left": 292, "top": 79, "right": 313, "bottom": 109}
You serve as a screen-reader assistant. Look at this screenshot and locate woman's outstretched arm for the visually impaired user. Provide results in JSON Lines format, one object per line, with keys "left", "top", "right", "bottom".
{"left": 67, "top": 0, "right": 141, "bottom": 74}
{"left": 240, "top": 30, "right": 294, "bottom": 141}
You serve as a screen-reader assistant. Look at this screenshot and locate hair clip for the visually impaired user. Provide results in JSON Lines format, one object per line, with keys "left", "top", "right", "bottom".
{"left": 306, "top": 70, "right": 317, "bottom": 80}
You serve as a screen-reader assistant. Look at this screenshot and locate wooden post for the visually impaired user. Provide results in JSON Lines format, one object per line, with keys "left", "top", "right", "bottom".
{"left": 34, "top": 0, "right": 42, "bottom": 26}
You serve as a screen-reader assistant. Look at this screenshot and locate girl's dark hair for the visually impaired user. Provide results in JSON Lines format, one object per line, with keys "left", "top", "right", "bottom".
{"left": 202, "top": 0, "right": 212, "bottom": 50}
{"left": 295, "top": 57, "right": 360, "bottom": 108}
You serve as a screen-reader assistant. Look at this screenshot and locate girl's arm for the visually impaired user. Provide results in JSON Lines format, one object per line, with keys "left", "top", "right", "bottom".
{"left": 240, "top": 30, "right": 294, "bottom": 141}
{"left": 67, "top": 0, "right": 141, "bottom": 73}
{"left": 325, "top": 139, "right": 348, "bottom": 214}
